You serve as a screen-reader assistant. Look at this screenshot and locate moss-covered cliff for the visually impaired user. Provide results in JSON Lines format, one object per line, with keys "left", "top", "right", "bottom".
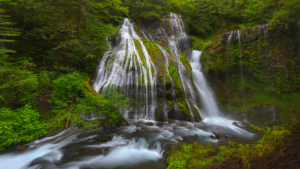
{"left": 196, "top": 22, "right": 300, "bottom": 126}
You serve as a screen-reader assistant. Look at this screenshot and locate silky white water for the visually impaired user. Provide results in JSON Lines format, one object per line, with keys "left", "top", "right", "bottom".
{"left": 189, "top": 50, "right": 254, "bottom": 137}
{"left": 93, "top": 18, "right": 157, "bottom": 120}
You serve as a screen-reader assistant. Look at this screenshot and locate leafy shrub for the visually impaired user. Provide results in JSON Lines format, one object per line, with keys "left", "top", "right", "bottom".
{"left": 0, "top": 105, "right": 47, "bottom": 149}
{"left": 51, "top": 72, "right": 84, "bottom": 108}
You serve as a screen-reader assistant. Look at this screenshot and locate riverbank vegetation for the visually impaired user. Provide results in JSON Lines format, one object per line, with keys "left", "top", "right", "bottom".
{"left": 167, "top": 123, "right": 300, "bottom": 169}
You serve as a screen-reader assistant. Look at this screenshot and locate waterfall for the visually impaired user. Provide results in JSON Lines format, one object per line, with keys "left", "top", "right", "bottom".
{"left": 237, "top": 31, "right": 246, "bottom": 112}
{"left": 92, "top": 14, "right": 201, "bottom": 122}
{"left": 169, "top": 13, "right": 190, "bottom": 52}
{"left": 190, "top": 51, "right": 221, "bottom": 118}
{"left": 157, "top": 45, "right": 179, "bottom": 121}
{"left": 93, "top": 18, "right": 157, "bottom": 120}
{"left": 161, "top": 13, "right": 201, "bottom": 121}
{"left": 159, "top": 40, "right": 201, "bottom": 121}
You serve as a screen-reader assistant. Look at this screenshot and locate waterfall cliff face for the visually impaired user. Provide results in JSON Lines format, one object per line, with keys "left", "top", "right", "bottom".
{"left": 92, "top": 13, "right": 201, "bottom": 121}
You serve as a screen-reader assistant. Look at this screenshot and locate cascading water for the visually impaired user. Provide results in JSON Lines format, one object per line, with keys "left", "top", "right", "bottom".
{"left": 157, "top": 44, "right": 179, "bottom": 121}
{"left": 93, "top": 18, "right": 157, "bottom": 120}
{"left": 190, "top": 51, "right": 221, "bottom": 118}
{"left": 169, "top": 13, "right": 190, "bottom": 52}
{"left": 237, "top": 31, "right": 246, "bottom": 112}
{"left": 188, "top": 50, "right": 254, "bottom": 137}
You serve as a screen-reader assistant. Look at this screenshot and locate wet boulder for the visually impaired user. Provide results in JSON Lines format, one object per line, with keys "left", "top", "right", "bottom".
{"left": 88, "top": 134, "right": 112, "bottom": 143}
{"left": 146, "top": 122, "right": 154, "bottom": 125}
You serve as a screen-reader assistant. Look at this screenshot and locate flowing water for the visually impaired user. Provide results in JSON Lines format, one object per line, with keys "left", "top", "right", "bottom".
{"left": 0, "top": 119, "right": 257, "bottom": 169}
{"left": 0, "top": 14, "right": 258, "bottom": 169}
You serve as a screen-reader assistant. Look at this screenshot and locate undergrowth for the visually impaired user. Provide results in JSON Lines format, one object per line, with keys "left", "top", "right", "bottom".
{"left": 167, "top": 124, "right": 290, "bottom": 169}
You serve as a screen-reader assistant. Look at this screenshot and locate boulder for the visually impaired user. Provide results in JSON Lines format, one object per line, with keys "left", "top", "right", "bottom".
{"left": 88, "top": 135, "right": 112, "bottom": 143}
{"left": 146, "top": 122, "right": 154, "bottom": 125}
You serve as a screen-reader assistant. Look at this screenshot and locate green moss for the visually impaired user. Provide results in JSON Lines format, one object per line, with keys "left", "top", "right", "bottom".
{"left": 179, "top": 52, "right": 192, "bottom": 75}
{"left": 166, "top": 100, "right": 173, "bottom": 107}
{"left": 134, "top": 25, "right": 141, "bottom": 36}
{"left": 176, "top": 98, "right": 190, "bottom": 117}
{"left": 151, "top": 26, "right": 155, "bottom": 34}
{"left": 190, "top": 35, "right": 214, "bottom": 51}
{"left": 165, "top": 74, "right": 171, "bottom": 86}
{"left": 142, "top": 40, "right": 161, "bottom": 62}
{"left": 168, "top": 62, "right": 184, "bottom": 95}
{"left": 167, "top": 125, "right": 290, "bottom": 169}
{"left": 164, "top": 47, "right": 169, "bottom": 52}
{"left": 132, "top": 38, "right": 147, "bottom": 68}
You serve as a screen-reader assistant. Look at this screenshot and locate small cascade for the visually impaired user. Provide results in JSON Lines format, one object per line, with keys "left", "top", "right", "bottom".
{"left": 157, "top": 44, "right": 179, "bottom": 121}
{"left": 189, "top": 50, "right": 253, "bottom": 137}
{"left": 93, "top": 18, "right": 157, "bottom": 120}
{"left": 237, "top": 31, "right": 246, "bottom": 112}
{"left": 169, "top": 13, "right": 191, "bottom": 52}
{"left": 190, "top": 50, "right": 221, "bottom": 118}
{"left": 168, "top": 37, "right": 199, "bottom": 122}
{"left": 159, "top": 42, "right": 201, "bottom": 121}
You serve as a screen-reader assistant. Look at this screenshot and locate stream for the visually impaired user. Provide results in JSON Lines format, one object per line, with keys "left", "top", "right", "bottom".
{"left": 0, "top": 119, "right": 257, "bottom": 169}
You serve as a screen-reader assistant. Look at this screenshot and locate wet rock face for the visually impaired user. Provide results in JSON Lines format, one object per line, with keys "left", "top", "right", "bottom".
{"left": 135, "top": 20, "right": 169, "bottom": 42}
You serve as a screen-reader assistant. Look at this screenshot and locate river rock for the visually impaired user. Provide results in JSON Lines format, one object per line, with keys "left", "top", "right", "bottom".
{"left": 89, "top": 135, "right": 112, "bottom": 143}
{"left": 213, "top": 132, "right": 228, "bottom": 140}
{"left": 146, "top": 122, "right": 154, "bottom": 125}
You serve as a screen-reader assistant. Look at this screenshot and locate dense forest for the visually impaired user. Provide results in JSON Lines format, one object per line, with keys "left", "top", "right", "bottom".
{"left": 0, "top": 0, "right": 300, "bottom": 168}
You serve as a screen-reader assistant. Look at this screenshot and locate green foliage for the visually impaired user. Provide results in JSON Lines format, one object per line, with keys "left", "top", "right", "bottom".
{"left": 0, "top": 2, "right": 20, "bottom": 46}
{"left": 143, "top": 40, "right": 161, "bottom": 62}
{"left": 272, "top": 0, "right": 300, "bottom": 22}
{"left": 0, "top": 0, "right": 128, "bottom": 72}
{"left": 123, "top": 0, "right": 170, "bottom": 20}
{"left": 103, "top": 84, "right": 132, "bottom": 112}
{"left": 0, "top": 105, "right": 47, "bottom": 149}
{"left": 48, "top": 76, "right": 130, "bottom": 130}
{"left": 51, "top": 72, "right": 84, "bottom": 108}
{"left": 168, "top": 62, "right": 184, "bottom": 94}
{"left": 167, "top": 125, "right": 290, "bottom": 169}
